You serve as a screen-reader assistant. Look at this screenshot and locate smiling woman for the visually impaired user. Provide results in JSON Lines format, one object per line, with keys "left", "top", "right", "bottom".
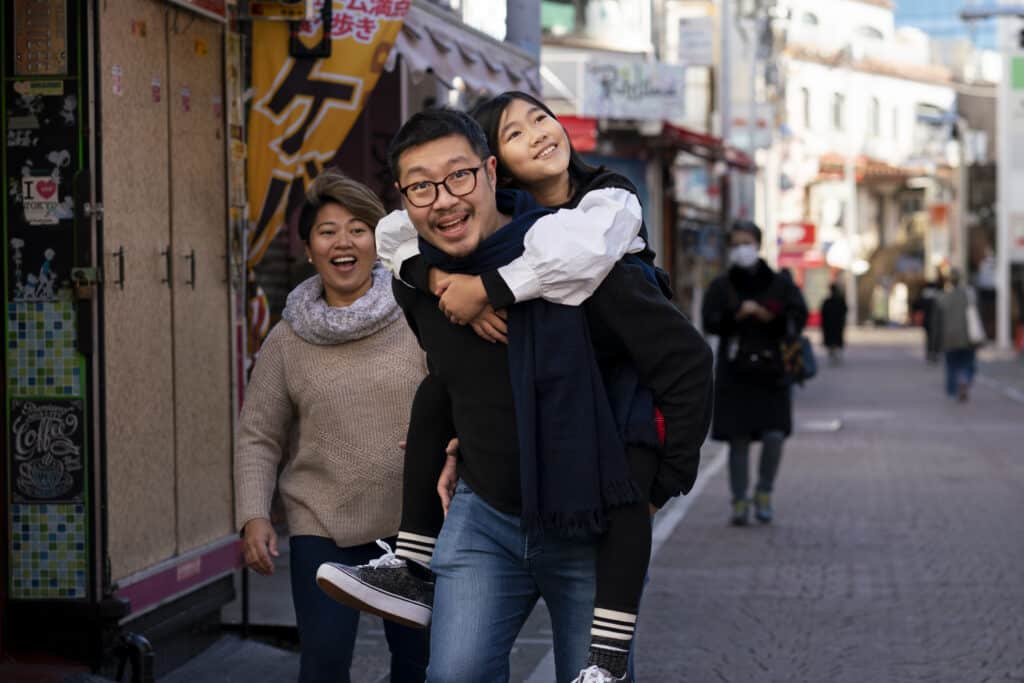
{"left": 234, "top": 169, "right": 430, "bottom": 681}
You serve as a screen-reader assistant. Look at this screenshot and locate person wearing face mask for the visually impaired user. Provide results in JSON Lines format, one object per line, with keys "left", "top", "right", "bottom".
{"left": 702, "top": 221, "right": 808, "bottom": 526}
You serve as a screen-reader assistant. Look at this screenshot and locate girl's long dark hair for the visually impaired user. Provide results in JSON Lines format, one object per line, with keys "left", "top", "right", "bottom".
{"left": 469, "top": 91, "right": 601, "bottom": 197}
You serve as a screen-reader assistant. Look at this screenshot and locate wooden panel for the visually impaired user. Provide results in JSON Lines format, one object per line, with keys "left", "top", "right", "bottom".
{"left": 99, "top": 0, "right": 176, "bottom": 580}
{"left": 168, "top": 15, "right": 233, "bottom": 551}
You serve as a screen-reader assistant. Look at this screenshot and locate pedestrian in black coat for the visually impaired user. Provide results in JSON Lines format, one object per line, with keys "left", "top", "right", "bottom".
{"left": 820, "top": 284, "right": 848, "bottom": 364}
{"left": 702, "top": 221, "right": 808, "bottom": 526}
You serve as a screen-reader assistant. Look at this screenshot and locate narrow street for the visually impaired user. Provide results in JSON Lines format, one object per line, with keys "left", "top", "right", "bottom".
{"left": 164, "top": 327, "right": 1024, "bottom": 682}
{"left": 637, "top": 327, "right": 1024, "bottom": 682}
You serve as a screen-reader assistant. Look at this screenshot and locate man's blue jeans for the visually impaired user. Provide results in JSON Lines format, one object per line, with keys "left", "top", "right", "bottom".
{"left": 427, "top": 482, "right": 597, "bottom": 683}
{"left": 290, "top": 535, "right": 429, "bottom": 683}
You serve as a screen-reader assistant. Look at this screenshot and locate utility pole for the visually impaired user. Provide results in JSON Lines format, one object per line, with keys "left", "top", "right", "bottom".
{"left": 961, "top": 1, "right": 1024, "bottom": 350}
{"left": 720, "top": 0, "right": 734, "bottom": 230}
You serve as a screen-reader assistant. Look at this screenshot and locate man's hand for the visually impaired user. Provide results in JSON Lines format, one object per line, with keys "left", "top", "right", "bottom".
{"left": 470, "top": 307, "right": 508, "bottom": 344}
{"left": 437, "top": 438, "right": 460, "bottom": 516}
{"left": 242, "top": 517, "right": 279, "bottom": 576}
{"left": 438, "top": 274, "right": 488, "bottom": 324}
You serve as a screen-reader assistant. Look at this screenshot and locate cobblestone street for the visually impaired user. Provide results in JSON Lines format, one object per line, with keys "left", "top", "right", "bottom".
{"left": 163, "top": 327, "right": 1024, "bottom": 682}
{"left": 636, "top": 327, "right": 1024, "bottom": 682}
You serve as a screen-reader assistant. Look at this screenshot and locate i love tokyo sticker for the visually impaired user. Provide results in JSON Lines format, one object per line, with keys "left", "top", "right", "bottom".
{"left": 22, "top": 176, "right": 61, "bottom": 225}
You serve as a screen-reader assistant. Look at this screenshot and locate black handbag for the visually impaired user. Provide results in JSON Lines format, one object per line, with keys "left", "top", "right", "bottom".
{"left": 729, "top": 336, "right": 786, "bottom": 385}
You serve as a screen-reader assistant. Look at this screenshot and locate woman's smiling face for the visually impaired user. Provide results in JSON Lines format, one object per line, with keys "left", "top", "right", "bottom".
{"left": 305, "top": 202, "right": 376, "bottom": 307}
{"left": 495, "top": 97, "right": 572, "bottom": 191}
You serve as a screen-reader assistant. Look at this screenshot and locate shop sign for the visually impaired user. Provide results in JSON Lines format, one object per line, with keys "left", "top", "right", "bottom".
{"left": 249, "top": 0, "right": 315, "bottom": 20}
{"left": 168, "top": 0, "right": 228, "bottom": 22}
{"left": 678, "top": 16, "right": 714, "bottom": 67}
{"left": 247, "top": 0, "right": 409, "bottom": 268}
{"left": 10, "top": 399, "right": 85, "bottom": 503}
{"left": 581, "top": 59, "right": 686, "bottom": 122}
{"left": 560, "top": 116, "right": 597, "bottom": 153}
{"left": 778, "top": 222, "right": 815, "bottom": 250}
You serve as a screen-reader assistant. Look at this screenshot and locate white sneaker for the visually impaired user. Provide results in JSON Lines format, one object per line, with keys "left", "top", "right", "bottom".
{"left": 571, "top": 665, "right": 630, "bottom": 683}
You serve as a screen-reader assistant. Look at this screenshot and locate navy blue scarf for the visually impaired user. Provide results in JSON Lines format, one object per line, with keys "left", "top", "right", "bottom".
{"left": 419, "top": 190, "right": 638, "bottom": 535}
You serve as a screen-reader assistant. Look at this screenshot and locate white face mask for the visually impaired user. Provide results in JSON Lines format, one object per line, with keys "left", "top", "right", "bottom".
{"left": 729, "top": 244, "right": 760, "bottom": 269}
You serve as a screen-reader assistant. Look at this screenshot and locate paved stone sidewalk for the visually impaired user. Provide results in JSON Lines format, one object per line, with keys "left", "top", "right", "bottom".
{"left": 636, "top": 327, "right": 1024, "bottom": 682}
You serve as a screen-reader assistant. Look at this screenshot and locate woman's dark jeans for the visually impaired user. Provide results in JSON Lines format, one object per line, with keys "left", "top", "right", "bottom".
{"left": 728, "top": 430, "right": 786, "bottom": 502}
{"left": 289, "top": 535, "right": 429, "bottom": 683}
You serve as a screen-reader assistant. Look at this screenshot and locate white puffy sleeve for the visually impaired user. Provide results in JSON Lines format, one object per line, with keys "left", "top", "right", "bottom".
{"left": 375, "top": 209, "right": 420, "bottom": 285}
{"left": 497, "top": 187, "right": 646, "bottom": 305}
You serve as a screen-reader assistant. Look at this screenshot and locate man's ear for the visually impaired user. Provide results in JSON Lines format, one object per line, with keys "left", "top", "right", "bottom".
{"left": 485, "top": 155, "right": 498, "bottom": 190}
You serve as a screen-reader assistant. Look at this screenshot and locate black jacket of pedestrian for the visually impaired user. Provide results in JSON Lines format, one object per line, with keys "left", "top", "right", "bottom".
{"left": 702, "top": 259, "right": 808, "bottom": 441}
{"left": 820, "top": 291, "right": 848, "bottom": 349}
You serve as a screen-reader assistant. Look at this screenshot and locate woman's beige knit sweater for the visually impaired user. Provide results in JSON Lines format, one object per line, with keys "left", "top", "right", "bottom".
{"left": 234, "top": 315, "right": 425, "bottom": 547}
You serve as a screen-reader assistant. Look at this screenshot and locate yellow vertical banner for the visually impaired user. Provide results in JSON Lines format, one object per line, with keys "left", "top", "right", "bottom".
{"left": 246, "top": 1, "right": 409, "bottom": 268}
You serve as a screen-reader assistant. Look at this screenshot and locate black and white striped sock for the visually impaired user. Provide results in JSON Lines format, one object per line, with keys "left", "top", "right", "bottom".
{"left": 587, "top": 607, "right": 635, "bottom": 677}
{"left": 395, "top": 531, "right": 435, "bottom": 565}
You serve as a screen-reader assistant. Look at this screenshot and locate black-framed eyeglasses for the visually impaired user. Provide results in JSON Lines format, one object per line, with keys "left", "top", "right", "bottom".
{"left": 399, "top": 166, "right": 482, "bottom": 208}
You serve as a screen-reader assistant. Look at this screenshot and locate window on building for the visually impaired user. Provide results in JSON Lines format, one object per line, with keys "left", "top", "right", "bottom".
{"left": 542, "top": 0, "right": 579, "bottom": 37}
{"left": 802, "top": 87, "right": 812, "bottom": 130}
{"left": 833, "top": 93, "right": 845, "bottom": 131}
{"left": 870, "top": 97, "right": 881, "bottom": 137}
{"left": 802, "top": 12, "right": 819, "bottom": 26}
{"left": 855, "top": 26, "right": 885, "bottom": 40}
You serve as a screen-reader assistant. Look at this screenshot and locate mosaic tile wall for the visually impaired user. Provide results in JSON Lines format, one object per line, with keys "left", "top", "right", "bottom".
{"left": 6, "top": 301, "right": 81, "bottom": 397}
{"left": 7, "top": 301, "right": 88, "bottom": 598}
{"left": 9, "top": 503, "right": 88, "bottom": 599}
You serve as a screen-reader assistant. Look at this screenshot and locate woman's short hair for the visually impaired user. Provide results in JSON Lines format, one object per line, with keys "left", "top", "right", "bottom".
{"left": 298, "top": 169, "right": 386, "bottom": 243}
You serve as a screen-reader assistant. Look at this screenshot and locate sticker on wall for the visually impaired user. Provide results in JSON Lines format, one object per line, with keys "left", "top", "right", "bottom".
{"left": 13, "top": 0, "right": 69, "bottom": 77}
{"left": 194, "top": 38, "right": 209, "bottom": 56}
{"left": 59, "top": 95, "right": 77, "bottom": 126}
{"left": 6, "top": 301, "right": 81, "bottom": 398}
{"left": 181, "top": 86, "right": 192, "bottom": 112}
{"left": 151, "top": 77, "right": 162, "bottom": 103}
{"left": 132, "top": 19, "right": 147, "bottom": 37}
{"left": 111, "top": 65, "right": 123, "bottom": 96}
{"left": 10, "top": 239, "right": 64, "bottom": 301}
{"left": 21, "top": 176, "right": 60, "bottom": 225}
{"left": 212, "top": 95, "right": 223, "bottom": 118}
{"left": 8, "top": 129, "right": 39, "bottom": 148}
{"left": 14, "top": 80, "right": 64, "bottom": 97}
{"left": 10, "top": 399, "right": 85, "bottom": 503}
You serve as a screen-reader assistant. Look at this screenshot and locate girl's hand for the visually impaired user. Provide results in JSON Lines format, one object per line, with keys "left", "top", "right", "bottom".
{"left": 242, "top": 517, "right": 279, "bottom": 576}
{"left": 438, "top": 274, "right": 488, "bottom": 324}
{"left": 470, "top": 307, "right": 508, "bottom": 344}
{"left": 429, "top": 268, "right": 452, "bottom": 297}
{"left": 437, "top": 438, "right": 460, "bottom": 516}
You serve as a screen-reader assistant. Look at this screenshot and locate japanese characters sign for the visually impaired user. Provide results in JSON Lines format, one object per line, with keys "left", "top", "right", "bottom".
{"left": 247, "top": 0, "right": 409, "bottom": 267}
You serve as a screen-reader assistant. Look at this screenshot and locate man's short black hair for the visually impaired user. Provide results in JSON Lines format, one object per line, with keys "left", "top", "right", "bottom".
{"left": 730, "top": 219, "right": 762, "bottom": 245}
{"left": 387, "top": 107, "right": 491, "bottom": 184}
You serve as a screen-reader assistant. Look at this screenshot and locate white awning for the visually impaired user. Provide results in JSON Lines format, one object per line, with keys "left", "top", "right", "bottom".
{"left": 394, "top": 2, "right": 541, "bottom": 97}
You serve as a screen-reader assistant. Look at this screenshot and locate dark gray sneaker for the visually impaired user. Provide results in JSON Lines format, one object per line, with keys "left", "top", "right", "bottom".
{"left": 316, "top": 542, "right": 433, "bottom": 629}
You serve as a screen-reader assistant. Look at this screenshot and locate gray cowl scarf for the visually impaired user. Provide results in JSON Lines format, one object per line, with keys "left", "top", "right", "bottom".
{"left": 282, "top": 263, "right": 401, "bottom": 345}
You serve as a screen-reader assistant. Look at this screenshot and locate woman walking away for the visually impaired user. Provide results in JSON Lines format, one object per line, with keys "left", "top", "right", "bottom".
{"left": 820, "top": 283, "right": 848, "bottom": 365}
{"left": 702, "top": 220, "right": 808, "bottom": 526}
{"left": 235, "top": 169, "right": 429, "bottom": 682}
{"left": 931, "top": 269, "right": 983, "bottom": 402}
